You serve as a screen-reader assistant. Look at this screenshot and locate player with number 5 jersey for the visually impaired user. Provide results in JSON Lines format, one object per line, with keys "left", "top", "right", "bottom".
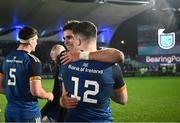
{"left": 0, "top": 26, "right": 54, "bottom": 122}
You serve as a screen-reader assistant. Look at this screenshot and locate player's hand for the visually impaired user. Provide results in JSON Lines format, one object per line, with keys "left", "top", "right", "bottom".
{"left": 60, "top": 82, "right": 78, "bottom": 108}
{"left": 47, "top": 92, "right": 54, "bottom": 102}
{"left": 60, "top": 50, "right": 81, "bottom": 65}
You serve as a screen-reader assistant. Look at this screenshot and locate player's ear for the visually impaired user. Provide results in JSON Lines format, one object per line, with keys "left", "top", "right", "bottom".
{"left": 78, "top": 38, "right": 81, "bottom": 46}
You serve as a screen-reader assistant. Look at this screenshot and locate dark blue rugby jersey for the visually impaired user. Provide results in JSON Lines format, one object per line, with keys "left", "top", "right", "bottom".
{"left": 112, "top": 63, "right": 125, "bottom": 89}
{"left": 1, "top": 50, "right": 41, "bottom": 119}
{"left": 41, "top": 65, "right": 66, "bottom": 122}
{"left": 60, "top": 60, "right": 124, "bottom": 122}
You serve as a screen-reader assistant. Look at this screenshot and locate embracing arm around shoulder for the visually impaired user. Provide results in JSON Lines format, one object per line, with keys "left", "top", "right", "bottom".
{"left": 89, "top": 48, "right": 124, "bottom": 63}
{"left": 110, "top": 63, "right": 128, "bottom": 105}
{"left": 60, "top": 48, "right": 124, "bottom": 65}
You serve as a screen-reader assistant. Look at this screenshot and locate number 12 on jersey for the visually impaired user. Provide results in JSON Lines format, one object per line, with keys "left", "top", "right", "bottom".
{"left": 71, "top": 76, "right": 99, "bottom": 104}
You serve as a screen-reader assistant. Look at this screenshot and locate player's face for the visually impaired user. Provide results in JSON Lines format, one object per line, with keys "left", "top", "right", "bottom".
{"left": 50, "top": 48, "right": 57, "bottom": 62}
{"left": 63, "top": 30, "right": 78, "bottom": 50}
{"left": 29, "top": 35, "right": 38, "bottom": 52}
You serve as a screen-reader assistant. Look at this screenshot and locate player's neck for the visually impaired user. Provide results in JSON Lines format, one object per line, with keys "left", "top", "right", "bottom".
{"left": 81, "top": 42, "right": 97, "bottom": 52}
{"left": 17, "top": 45, "right": 31, "bottom": 53}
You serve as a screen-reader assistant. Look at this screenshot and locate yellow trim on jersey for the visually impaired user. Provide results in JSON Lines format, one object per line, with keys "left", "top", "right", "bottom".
{"left": 0, "top": 73, "right": 4, "bottom": 78}
{"left": 115, "top": 84, "right": 127, "bottom": 92}
{"left": 29, "top": 76, "right": 41, "bottom": 81}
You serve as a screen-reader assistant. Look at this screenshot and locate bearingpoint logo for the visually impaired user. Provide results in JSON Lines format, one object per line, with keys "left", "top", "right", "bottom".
{"left": 146, "top": 55, "right": 180, "bottom": 63}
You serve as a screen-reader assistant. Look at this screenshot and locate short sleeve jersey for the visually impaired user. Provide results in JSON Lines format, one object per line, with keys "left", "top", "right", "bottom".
{"left": 60, "top": 60, "right": 124, "bottom": 122}
{"left": 0, "top": 50, "right": 42, "bottom": 119}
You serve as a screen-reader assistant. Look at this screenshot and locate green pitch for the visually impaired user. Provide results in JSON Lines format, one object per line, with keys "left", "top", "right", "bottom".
{"left": 0, "top": 76, "right": 180, "bottom": 122}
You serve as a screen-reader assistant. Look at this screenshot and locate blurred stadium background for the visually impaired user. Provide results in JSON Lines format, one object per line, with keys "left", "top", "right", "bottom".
{"left": 0, "top": 0, "right": 180, "bottom": 122}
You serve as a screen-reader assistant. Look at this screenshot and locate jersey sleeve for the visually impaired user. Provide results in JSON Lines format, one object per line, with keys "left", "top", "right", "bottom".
{"left": 28, "top": 55, "right": 42, "bottom": 81}
{"left": 112, "top": 63, "right": 125, "bottom": 89}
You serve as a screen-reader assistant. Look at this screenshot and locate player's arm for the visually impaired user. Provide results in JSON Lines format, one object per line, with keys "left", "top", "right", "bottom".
{"left": 89, "top": 48, "right": 124, "bottom": 63}
{"left": 59, "top": 82, "right": 78, "bottom": 109}
{"left": 29, "top": 59, "right": 54, "bottom": 101}
{"left": 30, "top": 79, "right": 53, "bottom": 101}
{"left": 110, "top": 63, "right": 128, "bottom": 105}
{"left": 0, "top": 73, "right": 5, "bottom": 94}
{"left": 111, "top": 84, "right": 128, "bottom": 105}
{"left": 60, "top": 48, "right": 124, "bottom": 65}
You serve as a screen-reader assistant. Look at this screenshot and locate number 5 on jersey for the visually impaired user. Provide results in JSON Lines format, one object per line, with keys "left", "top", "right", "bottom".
{"left": 8, "top": 68, "right": 16, "bottom": 86}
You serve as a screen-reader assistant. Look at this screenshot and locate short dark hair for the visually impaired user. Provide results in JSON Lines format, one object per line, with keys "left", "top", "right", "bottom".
{"left": 63, "top": 20, "right": 80, "bottom": 31}
{"left": 73, "top": 21, "right": 97, "bottom": 42}
{"left": 18, "top": 26, "right": 38, "bottom": 40}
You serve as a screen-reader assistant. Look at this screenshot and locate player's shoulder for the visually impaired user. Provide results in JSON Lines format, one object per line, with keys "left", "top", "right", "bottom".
{"left": 80, "top": 60, "right": 112, "bottom": 64}
{"left": 27, "top": 53, "right": 41, "bottom": 63}
{"left": 80, "top": 60, "right": 113, "bottom": 69}
{"left": 5, "top": 51, "right": 16, "bottom": 58}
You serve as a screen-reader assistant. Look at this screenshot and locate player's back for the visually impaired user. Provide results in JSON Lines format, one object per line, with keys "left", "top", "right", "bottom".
{"left": 2, "top": 50, "right": 40, "bottom": 119}
{"left": 61, "top": 60, "right": 115, "bottom": 122}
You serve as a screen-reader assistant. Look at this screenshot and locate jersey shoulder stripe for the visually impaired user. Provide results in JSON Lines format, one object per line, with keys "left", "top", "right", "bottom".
{"left": 30, "top": 76, "right": 41, "bottom": 81}
{"left": 28, "top": 53, "right": 40, "bottom": 63}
